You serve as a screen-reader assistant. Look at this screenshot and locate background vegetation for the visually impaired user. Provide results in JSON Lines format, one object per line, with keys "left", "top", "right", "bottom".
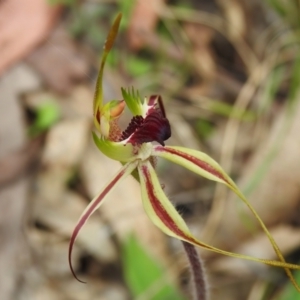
{"left": 1, "top": 0, "right": 300, "bottom": 299}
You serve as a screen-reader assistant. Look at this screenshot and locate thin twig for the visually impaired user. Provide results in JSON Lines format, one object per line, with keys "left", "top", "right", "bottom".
{"left": 182, "top": 241, "right": 208, "bottom": 300}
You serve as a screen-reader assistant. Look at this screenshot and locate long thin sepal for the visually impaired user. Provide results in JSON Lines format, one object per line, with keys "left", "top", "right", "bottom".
{"left": 68, "top": 161, "right": 137, "bottom": 283}
{"left": 153, "top": 145, "right": 300, "bottom": 290}
{"left": 138, "top": 159, "right": 300, "bottom": 291}
{"left": 93, "top": 13, "right": 122, "bottom": 115}
{"left": 153, "top": 146, "right": 235, "bottom": 185}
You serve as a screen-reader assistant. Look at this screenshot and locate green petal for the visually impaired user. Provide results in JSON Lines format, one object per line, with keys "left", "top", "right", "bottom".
{"left": 92, "top": 132, "right": 135, "bottom": 162}
{"left": 69, "top": 160, "right": 138, "bottom": 282}
{"left": 151, "top": 146, "right": 300, "bottom": 291}
{"left": 121, "top": 87, "right": 145, "bottom": 116}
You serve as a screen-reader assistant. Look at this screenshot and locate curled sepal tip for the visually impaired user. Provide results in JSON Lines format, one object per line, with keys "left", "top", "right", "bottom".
{"left": 68, "top": 161, "right": 138, "bottom": 283}
{"left": 104, "top": 12, "right": 122, "bottom": 53}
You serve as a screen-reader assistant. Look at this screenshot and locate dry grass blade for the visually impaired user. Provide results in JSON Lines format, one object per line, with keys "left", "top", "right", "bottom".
{"left": 159, "top": 5, "right": 258, "bottom": 74}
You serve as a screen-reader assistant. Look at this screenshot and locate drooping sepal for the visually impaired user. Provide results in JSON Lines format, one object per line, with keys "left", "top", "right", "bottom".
{"left": 152, "top": 145, "right": 300, "bottom": 291}
{"left": 153, "top": 146, "right": 233, "bottom": 185}
{"left": 69, "top": 160, "right": 138, "bottom": 283}
{"left": 138, "top": 160, "right": 191, "bottom": 238}
{"left": 137, "top": 160, "right": 300, "bottom": 291}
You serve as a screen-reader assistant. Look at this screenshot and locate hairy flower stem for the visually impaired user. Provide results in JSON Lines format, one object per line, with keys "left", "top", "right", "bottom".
{"left": 182, "top": 241, "right": 208, "bottom": 300}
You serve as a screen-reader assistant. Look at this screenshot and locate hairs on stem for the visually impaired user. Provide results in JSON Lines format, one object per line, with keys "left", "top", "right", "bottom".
{"left": 182, "top": 241, "right": 209, "bottom": 300}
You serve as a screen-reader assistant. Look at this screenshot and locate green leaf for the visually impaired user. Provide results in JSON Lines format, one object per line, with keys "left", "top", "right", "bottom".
{"left": 126, "top": 56, "right": 152, "bottom": 77}
{"left": 208, "top": 100, "right": 256, "bottom": 121}
{"left": 106, "top": 48, "right": 118, "bottom": 68}
{"left": 266, "top": 0, "right": 287, "bottom": 17}
{"left": 47, "top": 0, "right": 76, "bottom": 6}
{"left": 277, "top": 270, "right": 300, "bottom": 300}
{"left": 288, "top": 51, "right": 300, "bottom": 108}
{"left": 122, "top": 234, "right": 186, "bottom": 300}
{"left": 118, "top": 0, "right": 136, "bottom": 31}
{"left": 28, "top": 101, "right": 60, "bottom": 137}
{"left": 258, "top": 65, "right": 284, "bottom": 115}
{"left": 195, "top": 119, "right": 214, "bottom": 139}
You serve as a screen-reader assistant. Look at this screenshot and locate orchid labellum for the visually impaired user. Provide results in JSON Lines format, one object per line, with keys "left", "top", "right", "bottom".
{"left": 69, "top": 13, "right": 300, "bottom": 291}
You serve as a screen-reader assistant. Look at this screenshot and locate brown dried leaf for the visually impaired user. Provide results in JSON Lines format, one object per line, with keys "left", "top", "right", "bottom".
{"left": 33, "top": 190, "right": 117, "bottom": 262}
{"left": 42, "top": 118, "right": 90, "bottom": 167}
{"left": 0, "top": 0, "right": 61, "bottom": 75}
{"left": 0, "top": 64, "right": 40, "bottom": 300}
{"left": 0, "top": 138, "right": 42, "bottom": 186}
{"left": 127, "top": 0, "right": 165, "bottom": 50}
{"left": 27, "top": 28, "right": 90, "bottom": 94}
{"left": 184, "top": 23, "right": 216, "bottom": 79}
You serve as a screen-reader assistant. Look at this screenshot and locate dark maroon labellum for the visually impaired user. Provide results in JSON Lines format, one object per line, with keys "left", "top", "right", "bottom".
{"left": 120, "top": 110, "right": 171, "bottom": 146}
{"left": 120, "top": 115, "right": 144, "bottom": 141}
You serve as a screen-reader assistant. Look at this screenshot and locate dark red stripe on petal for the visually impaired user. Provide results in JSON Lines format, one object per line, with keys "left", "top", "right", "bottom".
{"left": 141, "top": 165, "right": 189, "bottom": 238}
{"left": 68, "top": 169, "right": 125, "bottom": 283}
{"left": 155, "top": 146, "right": 229, "bottom": 184}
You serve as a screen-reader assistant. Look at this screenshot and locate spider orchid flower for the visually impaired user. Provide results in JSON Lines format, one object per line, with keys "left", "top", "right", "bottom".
{"left": 68, "top": 13, "right": 300, "bottom": 290}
